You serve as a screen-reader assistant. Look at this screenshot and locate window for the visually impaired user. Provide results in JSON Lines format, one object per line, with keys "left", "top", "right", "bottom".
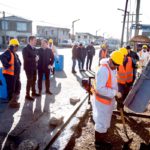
{"left": 1, "top": 21, "right": 8, "bottom": 30}
{"left": 84, "top": 35, "right": 87, "bottom": 39}
{"left": 51, "top": 30, "right": 54, "bottom": 35}
{"left": 17, "top": 22, "right": 27, "bottom": 31}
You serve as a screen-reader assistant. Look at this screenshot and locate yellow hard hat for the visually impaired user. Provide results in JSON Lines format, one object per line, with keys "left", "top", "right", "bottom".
{"left": 101, "top": 44, "right": 106, "bottom": 49}
{"left": 119, "top": 47, "right": 128, "bottom": 56}
{"left": 49, "top": 39, "right": 53, "bottom": 43}
{"left": 142, "top": 45, "right": 148, "bottom": 49}
{"left": 9, "top": 39, "right": 20, "bottom": 46}
{"left": 110, "top": 50, "right": 124, "bottom": 65}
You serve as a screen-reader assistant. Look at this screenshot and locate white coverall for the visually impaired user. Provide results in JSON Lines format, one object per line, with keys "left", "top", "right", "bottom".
{"left": 92, "top": 58, "right": 118, "bottom": 133}
{"left": 138, "top": 49, "right": 149, "bottom": 67}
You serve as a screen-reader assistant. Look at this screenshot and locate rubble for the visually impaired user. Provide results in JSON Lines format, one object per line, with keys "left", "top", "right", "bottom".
{"left": 49, "top": 115, "right": 64, "bottom": 126}
{"left": 18, "top": 139, "right": 38, "bottom": 150}
{"left": 70, "top": 96, "right": 80, "bottom": 105}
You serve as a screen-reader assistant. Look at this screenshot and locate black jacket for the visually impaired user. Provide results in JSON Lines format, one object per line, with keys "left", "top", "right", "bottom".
{"left": 0, "top": 49, "right": 21, "bottom": 74}
{"left": 77, "top": 46, "right": 87, "bottom": 59}
{"left": 72, "top": 45, "right": 78, "bottom": 59}
{"left": 22, "top": 44, "right": 37, "bottom": 71}
{"left": 37, "top": 48, "right": 54, "bottom": 71}
{"left": 86, "top": 45, "right": 95, "bottom": 57}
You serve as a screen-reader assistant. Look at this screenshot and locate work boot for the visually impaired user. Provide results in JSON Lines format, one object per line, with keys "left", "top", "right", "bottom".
{"left": 95, "top": 141, "right": 112, "bottom": 150}
{"left": 9, "top": 100, "right": 20, "bottom": 108}
{"left": 95, "top": 131, "right": 112, "bottom": 150}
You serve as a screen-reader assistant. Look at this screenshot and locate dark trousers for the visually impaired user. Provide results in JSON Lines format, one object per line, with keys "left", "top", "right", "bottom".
{"left": 86, "top": 56, "right": 93, "bottom": 70}
{"left": 38, "top": 69, "right": 50, "bottom": 92}
{"left": 25, "top": 70, "right": 37, "bottom": 96}
{"left": 4, "top": 74, "right": 21, "bottom": 101}
{"left": 72, "top": 58, "right": 76, "bottom": 71}
{"left": 78, "top": 58, "right": 82, "bottom": 70}
{"left": 81, "top": 58, "right": 85, "bottom": 70}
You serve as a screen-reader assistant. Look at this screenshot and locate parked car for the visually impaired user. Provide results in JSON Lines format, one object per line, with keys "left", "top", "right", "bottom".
{"left": 58, "top": 39, "right": 72, "bottom": 47}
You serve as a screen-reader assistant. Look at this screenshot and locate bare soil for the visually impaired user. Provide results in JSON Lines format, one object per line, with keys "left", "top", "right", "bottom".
{"left": 65, "top": 107, "right": 150, "bottom": 150}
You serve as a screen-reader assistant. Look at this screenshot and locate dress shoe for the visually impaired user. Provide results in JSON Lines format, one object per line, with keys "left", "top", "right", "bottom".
{"left": 25, "top": 95, "right": 34, "bottom": 101}
{"left": 32, "top": 93, "right": 41, "bottom": 97}
{"left": 72, "top": 70, "right": 77, "bottom": 74}
{"left": 9, "top": 101, "right": 20, "bottom": 108}
{"left": 46, "top": 91, "right": 53, "bottom": 95}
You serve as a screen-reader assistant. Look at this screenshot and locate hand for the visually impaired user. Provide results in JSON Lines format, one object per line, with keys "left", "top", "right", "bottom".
{"left": 35, "top": 55, "right": 39, "bottom": 62}
{"left": 116, "top": 92, "right": 122, "bottom": 98}
{"left": 48, "top": 65, "right": 52, "bottom": 69}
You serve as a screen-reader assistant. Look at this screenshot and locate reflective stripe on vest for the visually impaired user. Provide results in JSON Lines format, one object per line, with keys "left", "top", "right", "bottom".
{"left": 92, "top": 64, "right": 112, "bottom": 105}
{"left": 101, "top": 50, "right": 107, "bottom": 58}
{"left": 2, "top": 51, "right": 14, "bottom": 76}
{"left": 117, "top": 57, "right": 133, "bottom": 84}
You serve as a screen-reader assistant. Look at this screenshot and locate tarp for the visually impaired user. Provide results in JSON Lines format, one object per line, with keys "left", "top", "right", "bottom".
{"left": 124, "top": 60, "right": 150, "bottom": 113}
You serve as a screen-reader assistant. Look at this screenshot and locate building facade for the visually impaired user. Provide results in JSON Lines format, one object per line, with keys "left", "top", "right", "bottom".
{"left": 0, "top": 15, "right": 32, "bottom": 47}
{"left": 36, "top": 25, "right": 70, "bottom": 44}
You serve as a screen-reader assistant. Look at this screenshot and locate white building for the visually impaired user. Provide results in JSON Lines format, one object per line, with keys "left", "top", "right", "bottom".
{"left": 37, "top": 25, "right": 70, "bottom": 44}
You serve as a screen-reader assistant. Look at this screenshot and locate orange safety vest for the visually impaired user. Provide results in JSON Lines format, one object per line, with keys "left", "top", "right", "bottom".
{"left": 92, "top": 64, "right": 112, "bottom": 105}
{"left": 117, "top": 57, "right": 133, "bottom": 84}
{"left": 101, "top": 49, "right": 107, "bottom": 58}
{"left": 2, "top": 51, "right": 14, "bottom": 76}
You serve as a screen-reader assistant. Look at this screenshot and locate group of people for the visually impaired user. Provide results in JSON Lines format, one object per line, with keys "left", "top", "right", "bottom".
{"left": 0, "top": 36, "right": 56, "bottom": 108}
{"left": 92, "top": 44, "right": 150, "bottom": 150}
{"left": 72, "top": 42, "right": 95, "bottom": 73}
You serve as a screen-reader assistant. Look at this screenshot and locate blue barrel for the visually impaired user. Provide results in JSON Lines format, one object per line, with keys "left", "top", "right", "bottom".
{"left": 0, "top": 68, "right": 8, "bottom": 101}
{"left": 55, "top": 55, "right": 64, "bottom": 71}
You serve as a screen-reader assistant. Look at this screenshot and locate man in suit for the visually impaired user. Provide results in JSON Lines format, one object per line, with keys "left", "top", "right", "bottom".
{"left": 22, "top": 36, "right": 40, "bottom": 101}
{"left": 37, "top": 39, "right": 54, "bottom": 95}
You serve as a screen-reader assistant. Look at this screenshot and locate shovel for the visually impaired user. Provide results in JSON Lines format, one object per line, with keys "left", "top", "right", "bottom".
{"left": 120, "top": 107, "right": 133, "bottom": 149}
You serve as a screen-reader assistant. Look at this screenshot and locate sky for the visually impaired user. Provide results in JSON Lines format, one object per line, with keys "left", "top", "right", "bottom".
{"left": 0, "top": 0, "right": 149, "bottom": 39}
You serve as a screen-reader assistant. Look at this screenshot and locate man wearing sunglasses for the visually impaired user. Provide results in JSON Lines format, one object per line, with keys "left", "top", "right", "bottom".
{"left": 92, "top": 50, "right": 124, "bottom": 149}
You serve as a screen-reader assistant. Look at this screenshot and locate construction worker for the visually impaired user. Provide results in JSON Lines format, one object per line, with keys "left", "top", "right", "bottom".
{"left": 0, "top": 39, "right": 21, "bottom": 108}
{"left": 116, "top": 47, "right": 134, "bottom": 109}
{"left": 98, "top": 44, "right": 107, "bottom": 65}
{"left": 37, "top": 39, "right": 54, "bottom": 95}
{"left": 126, "top": 45, "right": 139, "bottom": 83}
{"left": 138, "top": 45, "right": 149, "bottom": 68}
{"left": 22, "top": 36, "right": 40, "bottom": 101}
{"left": 92, "top": 51, "right": 124, "bottom": 150}
{"left": 48, "top": 38, "right": 58, "bottom": 75}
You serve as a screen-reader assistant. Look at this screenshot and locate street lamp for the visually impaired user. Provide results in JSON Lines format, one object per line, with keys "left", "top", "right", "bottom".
{"left": 72, "top": 19, "right": 80, "bottom": 41}
{"left": 118, "top": 8, "right": 130, "bottom": 44}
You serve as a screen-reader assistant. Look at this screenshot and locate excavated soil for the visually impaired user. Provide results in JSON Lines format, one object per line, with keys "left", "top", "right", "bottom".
{"left": 65, "top": 107, "right": 150, "bottom": 150}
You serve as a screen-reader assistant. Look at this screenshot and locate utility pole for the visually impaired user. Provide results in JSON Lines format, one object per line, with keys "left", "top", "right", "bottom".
{"left": 118, "top": 8, "right": 130, "bottom": 44}
{"left": 120, "top": 0, "right": 129, "bottom": 47}
{"left": 135, "top": 0, "right": 141, "bottom": 36}
{"left": 2, "top": 11, "right": 7, "bottom": 48}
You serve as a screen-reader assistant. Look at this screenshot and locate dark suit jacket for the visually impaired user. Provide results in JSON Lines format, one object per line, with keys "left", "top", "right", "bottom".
{"left": 22, "top": 44, "right": 37, "bottom": 71}
{"left": 37, "top": 48, "right": 54, "bottom": 71}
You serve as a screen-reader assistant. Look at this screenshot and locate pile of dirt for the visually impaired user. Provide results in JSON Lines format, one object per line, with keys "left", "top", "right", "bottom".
{"left": 65, "top": 110, "right": 150, "bottom": 150}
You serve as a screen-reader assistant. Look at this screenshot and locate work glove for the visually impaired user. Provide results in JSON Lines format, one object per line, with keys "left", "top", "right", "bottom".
{"left": 35, "top": 55, "right": 39, "bottom": 62}
{"left": 116, "top": 92, "right": 122, "bottom": 99}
